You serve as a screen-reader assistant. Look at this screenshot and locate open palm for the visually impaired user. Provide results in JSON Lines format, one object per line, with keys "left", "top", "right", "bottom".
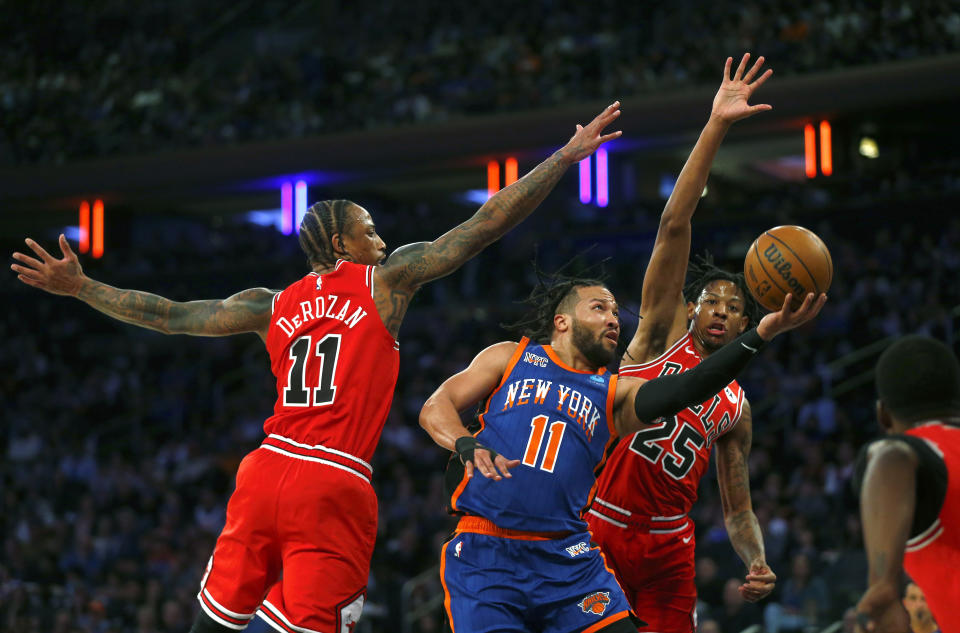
{"left": 712, "top": 53, "right": 773, "bottom": 123}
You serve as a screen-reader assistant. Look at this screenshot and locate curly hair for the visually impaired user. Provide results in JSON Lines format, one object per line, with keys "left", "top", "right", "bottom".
{"left": 298, "top": 199, "right": 358, "bottom": 268}
{"left": 502, "top": 253, "right": 611, "bottom": 344}
{"left": 683, "top": 252, "right": 763, "bottom": 326}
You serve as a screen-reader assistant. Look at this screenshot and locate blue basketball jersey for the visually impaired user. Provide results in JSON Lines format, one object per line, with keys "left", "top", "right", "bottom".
{"left": 449, "top": 337, "right": 619, "bottom": 533}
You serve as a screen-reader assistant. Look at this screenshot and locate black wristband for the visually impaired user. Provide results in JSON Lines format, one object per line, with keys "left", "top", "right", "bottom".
{"left": 454, "top": 436, "right": 498, "bottom": 465}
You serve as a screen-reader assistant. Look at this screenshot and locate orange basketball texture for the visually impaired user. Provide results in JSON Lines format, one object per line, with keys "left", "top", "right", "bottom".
{"left": 743, "top": 225, "right": 833, "bottom": 312}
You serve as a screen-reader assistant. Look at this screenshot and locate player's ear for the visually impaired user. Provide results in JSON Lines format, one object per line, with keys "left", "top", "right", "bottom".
{"left": 330, "top": 232, "right": 347, "bottom": 256}
{"left": 876, "top": 399, "right": 894, "bottom": 433}
{"left": 737, "top": 315, "right": 748, "bottom": 334}
{"left": 686, "top": 301, "right": 697, "bottom": 321}
{"left": 554, "top": 312, "right": 570, "bottom": 334}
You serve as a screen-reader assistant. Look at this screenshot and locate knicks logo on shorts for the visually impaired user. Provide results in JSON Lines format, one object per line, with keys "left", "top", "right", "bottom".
{"left": 578, "top": 591, "right": 610, "bottom": 615}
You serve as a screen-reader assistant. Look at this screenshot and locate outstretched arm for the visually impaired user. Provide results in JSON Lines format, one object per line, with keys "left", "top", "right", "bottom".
{"left": 12, "top": 235, "right": 274, "bottom": 339}
{"left": 855, "top": 441, "right": 915, "bottom": 633}
{"left": 373, "top": 103, "right": 621, "bottom": 328}
{"left": 625, "top": 54, "right": 773, "bottom": 363}
{"left": 716, "top": 401, "right": 776, "bottom": 602}
{"left": 615, "top": 292, "right": 826, "bottom": 434}
{"left": 419, "top": 342, "right": 522, "bottom": 481}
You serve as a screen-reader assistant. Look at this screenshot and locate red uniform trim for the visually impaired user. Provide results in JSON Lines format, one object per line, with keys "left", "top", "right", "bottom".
{"left": 260, "top": 435, "right": 373, "bottom": 483}
{"left": 620, "top": 333, "right": 692, "bottom": 375}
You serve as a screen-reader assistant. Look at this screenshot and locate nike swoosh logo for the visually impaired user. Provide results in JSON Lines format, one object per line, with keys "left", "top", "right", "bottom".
{"left": 682, "top": 535, "right": 693, "bottom": 544}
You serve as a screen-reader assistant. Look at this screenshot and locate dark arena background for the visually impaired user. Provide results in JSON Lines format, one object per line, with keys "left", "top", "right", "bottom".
{"left": 2, "top": 2, "right": 960, "bottom": 632}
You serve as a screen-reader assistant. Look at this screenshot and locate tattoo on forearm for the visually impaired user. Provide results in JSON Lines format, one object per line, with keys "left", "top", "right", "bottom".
{"left": 391, "top": 152, "right": 570, "bottom": 287}
{"left": 78, "top": 282, "right": 271, "bottom": 335}
{"left": 80, "top": 281, "right": 175, "bottom": 332}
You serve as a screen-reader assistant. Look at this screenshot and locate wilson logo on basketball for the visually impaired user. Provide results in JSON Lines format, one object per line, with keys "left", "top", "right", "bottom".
{"left": 762, "top": 244, "right": 807, "bottom": 296}
{"left": 578, "top": 591, "right": 610, "bottom": 615}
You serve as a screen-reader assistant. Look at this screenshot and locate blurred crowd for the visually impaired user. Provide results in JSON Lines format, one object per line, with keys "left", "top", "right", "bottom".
{"left": 2, "top": 159, "right": 959, "bottom": 632}
{"left": 3, "top": 0, "right": 959, "bottom": 165}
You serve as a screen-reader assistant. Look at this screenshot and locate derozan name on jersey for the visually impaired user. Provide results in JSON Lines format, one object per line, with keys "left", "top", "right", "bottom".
{"left": 275, "top": 295, "right": 368, "bottom": 337}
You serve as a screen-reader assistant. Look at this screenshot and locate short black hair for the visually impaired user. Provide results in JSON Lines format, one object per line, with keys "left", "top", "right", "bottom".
{"left": 876, "top": 335, "right": 960, "bottom": 422}
{"left": 502, "top": 254, "right": 610, "bottom": 344}
{"left": 683, "top": 252, "right": 763, "bottom": 327}
{"left": 299, "top": 199, "right": 358, "bottom": 268}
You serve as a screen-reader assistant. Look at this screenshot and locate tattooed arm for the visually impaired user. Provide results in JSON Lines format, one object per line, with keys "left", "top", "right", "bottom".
{"left": 855, "top": 440, "right": 915, "bottom": 633}
{"left": 12, "top": 235, "right": 274, "bottom": 340}
{"left": 372, "top": 101, "right": 622, "bottom": 337}
{"left": 716, "top": 401, "right": 777, "bottom": 602}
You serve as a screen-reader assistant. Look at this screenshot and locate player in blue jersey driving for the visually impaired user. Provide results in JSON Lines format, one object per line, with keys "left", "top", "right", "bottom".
{"left": 420, "top": 273, "right": 825, "bottom": 633}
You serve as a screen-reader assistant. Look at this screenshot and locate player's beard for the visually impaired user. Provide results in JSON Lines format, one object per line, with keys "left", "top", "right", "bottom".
{"left": 572, "top": 319, "right": 615, "bottom": 368}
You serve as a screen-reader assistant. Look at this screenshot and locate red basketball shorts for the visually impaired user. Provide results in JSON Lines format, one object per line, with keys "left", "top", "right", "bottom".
{"left": 197, "top": 444, "right": 378, "bottom": 632}
{"left": 587, "top": 510, "right": 697, "bottom": 633}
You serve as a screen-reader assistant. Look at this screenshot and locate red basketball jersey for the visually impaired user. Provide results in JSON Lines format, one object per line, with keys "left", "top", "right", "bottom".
{"left": 263, "top": 260, "right": 400, "bottom": 467}
{"left": 594, "top": 332, "right": 745, "bottom": 517}
{"left": 903, "top": 422, "right": 960, "bottom": 633}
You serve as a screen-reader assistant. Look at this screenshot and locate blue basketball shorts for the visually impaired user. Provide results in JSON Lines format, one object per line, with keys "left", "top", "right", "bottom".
{"left": 440, "top": 521, "right": 635, "bottom": 633}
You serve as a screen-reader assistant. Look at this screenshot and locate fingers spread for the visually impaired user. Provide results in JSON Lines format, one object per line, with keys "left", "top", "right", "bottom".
{"left": 11, "top": 251, "right": 43, "bottom": 268}
{"left": 751, "top": 68, "right": 773, "bottom": 90}
{"left": 734, "top": 53, "right": 750, "bottom": 81}
{"left": 742, "top": 55, "right": 765, "bottom": 83}
{"left": 59, "top": 234, "right": 76, "bottom": 257}
{"left": 25, "top": 238, "right": 54, "bottom": 262}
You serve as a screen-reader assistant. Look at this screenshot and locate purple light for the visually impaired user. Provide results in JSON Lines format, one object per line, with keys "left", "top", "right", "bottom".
{"left": 596, "top": 148, "right": 608, "bottom": 208}
{"left": 281, "top": 182, "right": 293, "bottom": 235}
{"left": 579, "top": 156, "right": 591, "bottom": 204}
{"left": 295, "top": 181, "right": 308, "bottom": 233}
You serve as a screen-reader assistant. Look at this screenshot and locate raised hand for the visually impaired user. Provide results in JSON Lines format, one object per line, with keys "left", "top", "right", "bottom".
{"left": 712, "top": 53, "right": 773, "bottom": 124}
{"left": 11, "top": 234, "right": 87, "bottom": 296}
{"left": 560, "top": 101, "right": 622, "bottom": 163}
{"left": 756, "top": 292, "right": 828, "bottom": 340}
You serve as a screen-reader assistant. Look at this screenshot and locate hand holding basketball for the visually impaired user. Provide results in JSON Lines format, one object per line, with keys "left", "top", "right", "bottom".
{"left": 744, "top": 225, "right": 833, "bottom": 312}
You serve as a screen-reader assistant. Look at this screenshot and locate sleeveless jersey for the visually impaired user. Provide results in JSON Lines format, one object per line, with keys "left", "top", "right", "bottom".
{"left": 594, "top": 332, "right": 745, "bottom": 517}
{"left": 449, "top": 338, "right": 619, "bottom": 533}
{"left": 263, "top": 260, "right": 400, "bottom": 469}
{"left": 902, "top": 422, "right": 960, "bottom": 633}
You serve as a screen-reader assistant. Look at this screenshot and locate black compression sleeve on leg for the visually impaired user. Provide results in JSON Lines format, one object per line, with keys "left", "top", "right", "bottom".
{"left": 190, "top": 610, "right": 237, "bottom": 633}
{"left": 633, "top": 328, "right": 766, "bottom": 423}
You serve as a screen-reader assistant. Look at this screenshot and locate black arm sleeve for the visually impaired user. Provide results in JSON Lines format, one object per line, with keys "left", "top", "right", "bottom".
{"left": 633, "top": 328, "right": 766, "bottom": 423}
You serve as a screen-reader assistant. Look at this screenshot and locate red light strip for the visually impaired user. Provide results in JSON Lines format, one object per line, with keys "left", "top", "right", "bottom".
{"left": 504, "top": 158, "right": 518, "bottom": 187}
{"left": 819, "top": 121, "right": 833, "bottom": 176}
{"left": 92, "top": 199, "right": 104, "bottom": 259}
{"left": 79, "top": 201, "right": 90, "bottom": 253}
{"left": 804, "top": 124, "right": 817, "bottom": 179}
{"left": 487, "top": 160, "right": 500, "bottom": 198}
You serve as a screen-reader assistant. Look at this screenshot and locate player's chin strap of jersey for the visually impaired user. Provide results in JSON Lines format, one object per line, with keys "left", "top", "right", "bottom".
{"left": 634, "top": 328, "right": 766, "bottom": 423}
{"left": 455, "top": 436, "right": 500, "bottom": 465}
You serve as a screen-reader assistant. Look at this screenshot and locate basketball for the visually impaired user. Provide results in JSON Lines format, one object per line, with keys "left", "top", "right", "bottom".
{"left": 743, "top": 225, "right": 833, "bottom": 312}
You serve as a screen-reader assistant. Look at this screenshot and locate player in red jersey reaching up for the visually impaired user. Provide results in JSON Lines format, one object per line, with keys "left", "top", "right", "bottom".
{"left": 585, "top": 54, "right": 776, "bottom": 633}
{"left": 10, "top": 102, "right": 621, "bottom": 633}
{"left": 855, "top": 336, "right": 960, "bottom": 633}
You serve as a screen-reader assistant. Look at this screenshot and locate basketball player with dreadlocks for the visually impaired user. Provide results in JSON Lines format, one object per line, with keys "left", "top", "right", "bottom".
{"left": 419, "top": 259, "right": 824, "bottom": 632}
{"left": 10, "top": 102, "right": 621, "bottom": 633}
{"left": 584, "top": 54, "right": 777, "bottom": 633}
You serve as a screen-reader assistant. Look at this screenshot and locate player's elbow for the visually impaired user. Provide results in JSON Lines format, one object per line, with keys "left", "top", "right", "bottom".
{"left": 418, "top": 396, "right": 442, "bottom": 435}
